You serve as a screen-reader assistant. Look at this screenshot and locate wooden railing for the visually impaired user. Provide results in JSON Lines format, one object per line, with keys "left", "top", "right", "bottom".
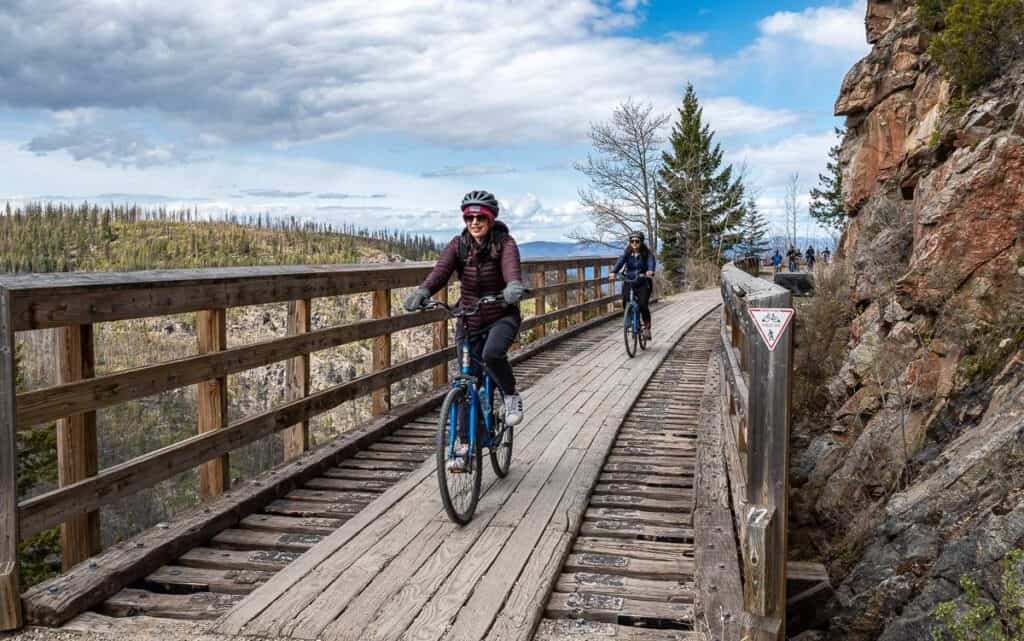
{"left": 0, "top": 256, "right": 617, "bottom": 631}
{"left": 707, "top": 263, "right": 793, "bottom": 641}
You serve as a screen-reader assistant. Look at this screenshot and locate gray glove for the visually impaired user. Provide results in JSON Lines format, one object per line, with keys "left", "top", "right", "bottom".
{"left": 403, "top": 287, "right": 431, "bottom": 312}
{"left": 502, "top": 280, "right": 526, "bottom": 305}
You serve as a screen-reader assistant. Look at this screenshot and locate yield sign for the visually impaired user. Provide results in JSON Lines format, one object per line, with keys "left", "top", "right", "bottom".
{"left": 748, "top": 307, "right": 794, "bottom": 351}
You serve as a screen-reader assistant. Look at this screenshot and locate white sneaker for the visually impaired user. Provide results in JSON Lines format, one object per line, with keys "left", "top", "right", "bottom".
{"left": 504, "top": 394, "right": 524, "bottom": 426}
{"left": 447, "top": 443, "right": 470, "bottom": 473}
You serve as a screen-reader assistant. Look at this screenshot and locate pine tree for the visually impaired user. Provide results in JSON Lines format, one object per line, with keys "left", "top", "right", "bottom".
{"left": 657, "top": 84, "right": 746, "bottom": 279}
{"left": 735, "top": 200, "right": 771, "bottom": 258}
{"left": 809, "top": 129, "right": 848, "bottom": 233}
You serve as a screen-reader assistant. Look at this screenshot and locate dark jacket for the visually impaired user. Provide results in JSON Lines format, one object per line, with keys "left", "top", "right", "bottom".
{"left": 420, "top": 221, "right": 522, "bottom": 330}
{"left": 612, "top": 248, "right": 655, "bottom": 280}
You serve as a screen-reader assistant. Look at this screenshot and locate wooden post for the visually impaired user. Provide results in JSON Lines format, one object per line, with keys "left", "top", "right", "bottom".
{"left": 432, "top": 285, "right": 449, "bottom": 387}
{"left": 557, "top": 267, "right": 568, "bottom": 331}
{"left": 533, "top": 271, "right": 546, "bottom": 340}
{"left": 744, "top": 287, "right": 793, "bottom": 635}
{"left": 591, "top": 264, "right": 601, "bottom": 319}
{"left": 55, "top": 324, "right": 101, "bottom": 570}
{"left": 574, "top": 264, "right": 585, "bottom": 325}
{"left": 372, "top": 289, "right": 391, "bottom": 416}
{"left": 283, "top": 299, "right": 311, "bottom": 462}
{"left": 0, "top": 288, "right": 22, "bottom": 631}
{"left": 197, "top": 309, "right": 229, "bottom": 499}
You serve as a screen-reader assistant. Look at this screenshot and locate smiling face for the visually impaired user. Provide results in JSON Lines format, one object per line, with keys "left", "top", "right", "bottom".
{"left": 464, "top": 213, "right": 493, "bottom": 241}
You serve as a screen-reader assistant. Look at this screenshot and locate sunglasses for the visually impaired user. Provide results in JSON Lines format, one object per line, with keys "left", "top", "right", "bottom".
{"left": 629, "top": 239, "right": 641, "bottom": 244}
{"left": 463, "top": 214, "right": 491, "bottom": 224}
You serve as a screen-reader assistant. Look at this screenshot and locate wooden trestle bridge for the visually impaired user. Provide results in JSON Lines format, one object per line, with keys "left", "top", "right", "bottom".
{"left": 0, "top": 259, "right": 828, "bottom": 641}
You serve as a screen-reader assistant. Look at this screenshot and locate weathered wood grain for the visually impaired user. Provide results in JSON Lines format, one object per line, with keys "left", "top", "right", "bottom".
{"left": 372, "top": 288, "right": 392, "bottom": 415}
{"left": 145, "top": 565, "right": 273, "bottom": 595}
{"left": 534, "top": 618, "right": 703, "bottom": 641}
{"left": 15, "top": 306, "right": 447, "bottom": 430}
{"left": 197, "top": 308, "right": 230, "bottom": 498}
{"left": 18, "top": 345, "right": 457, "bottom": 538}
{"left": 284, "top": 298, "right": 311, "bottom": 461}
{"left": 557, "top": 268, "right": 569, "bottom": 331}
{"left": 3, "top": 258, "right": 615, "bottom": 331}
{"left": 533, "top": 270, "right": 547, "bottom": 339}
{"left": 0, "top": 288, "right": 21, "bottom": 631}
{"left": 55, "top": 323, "right": 101, "bottom": 570}
{"left": 101, "top": 588, "right": 241, "bottom": 620}
{"left": 432, "top": 284, "right": 450, "bottom": 387}
{"left": 19, "top": 297, "right": 623, "bottom": 628}
{"left": 546, "top": 592, "right": 694, "bottom": 625}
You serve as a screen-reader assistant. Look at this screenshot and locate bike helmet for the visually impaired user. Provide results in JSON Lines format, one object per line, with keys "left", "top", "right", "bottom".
{"left": 461, "top": 190, "right": 499, "bottom": 216}
{"left": 627, "top": 230, "right": 644, "bottom": 242}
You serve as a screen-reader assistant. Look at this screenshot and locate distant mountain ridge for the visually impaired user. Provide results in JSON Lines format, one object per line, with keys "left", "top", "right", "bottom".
{"left": 517, "top": 241, "right": 620, "bottom": 258}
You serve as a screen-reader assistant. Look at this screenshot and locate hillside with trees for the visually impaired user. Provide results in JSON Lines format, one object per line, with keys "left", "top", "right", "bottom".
{"left": 0, "top": 202, "right": 439, "bottom": 273}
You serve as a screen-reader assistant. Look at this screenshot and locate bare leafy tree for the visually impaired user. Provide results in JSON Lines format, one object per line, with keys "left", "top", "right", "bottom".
{"left": 785, "top": 172, "right": 800, "bottom": 249}
{"left": 571, "top": 99, "right": 669, "bottom": 253}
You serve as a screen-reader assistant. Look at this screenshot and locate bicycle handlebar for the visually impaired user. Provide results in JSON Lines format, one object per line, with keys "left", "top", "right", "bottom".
{"left": 417, "top": 294, "right": 513, "bottom": 317}
{"left": 614, "top": 273, "right": 650, "bottom": 284}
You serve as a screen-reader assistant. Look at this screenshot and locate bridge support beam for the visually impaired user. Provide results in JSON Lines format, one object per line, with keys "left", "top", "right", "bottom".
{"left": 372, "top": 289, "right": 391, "bottom": 416}
{"left": 533, "top": 271, "right": 546, "bottom": 340}
{"left": 56, "top": 324, "right": 101, "bottom": 570}
{"left": 0, "top": 288, "right": 22, "bottom": 631}
{"left": 284, "top": 299, "right": 311, "bottom": 461}
{"left": 432, "top": 284, "right": 449, "bottom": 388}
{"left": 197, "top": 308, "right": 230, "bottom": 499}
{"left": 557, "top": 268, "right": 568, "bottom": 331}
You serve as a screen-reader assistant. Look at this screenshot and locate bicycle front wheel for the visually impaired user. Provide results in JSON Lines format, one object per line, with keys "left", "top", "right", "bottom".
{"left": 488, "top": 385, "right": 513, "bottom": 478}
{"left": 436, "top": 386, "right": 482, "bottom": 525}
{"left": 623, "top": 306, "right": 637, "bottom": 357}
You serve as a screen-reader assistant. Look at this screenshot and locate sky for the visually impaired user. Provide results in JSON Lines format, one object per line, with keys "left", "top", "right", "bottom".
{"left": 0, "top": 0, "right": 870, "bottom": 243}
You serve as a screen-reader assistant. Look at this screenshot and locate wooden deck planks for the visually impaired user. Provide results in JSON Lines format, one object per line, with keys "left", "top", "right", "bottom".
{"left": 213, "top": 290, "right": 721, "bottom": 641}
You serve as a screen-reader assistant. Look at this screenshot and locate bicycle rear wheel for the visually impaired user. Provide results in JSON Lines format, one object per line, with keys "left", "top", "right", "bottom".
{"left": 488, "top": 385, "right": 513, "bottom": 478}
{"left": 436, "top": 386, "right": 482, "bottom": 524}
{"left": 623, "top": 306, "right": 637, "bottom": 357}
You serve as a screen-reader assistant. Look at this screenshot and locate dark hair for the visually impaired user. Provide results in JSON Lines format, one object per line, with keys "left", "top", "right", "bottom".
{"left": 624, "top": 239, "right": 651, "bottom": 261}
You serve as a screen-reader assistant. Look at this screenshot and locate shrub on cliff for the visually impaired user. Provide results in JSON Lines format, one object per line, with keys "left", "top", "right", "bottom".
{"left": 925, "top": 0, "right": 1024, "bottom": 94}
{"left": 933, "top": 549, "right": 1024, "bottom": 641}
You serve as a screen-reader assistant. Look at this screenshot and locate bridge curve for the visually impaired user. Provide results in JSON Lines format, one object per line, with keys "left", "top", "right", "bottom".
{"left": 1, "top": 260, "right": 816, "bottom": 641}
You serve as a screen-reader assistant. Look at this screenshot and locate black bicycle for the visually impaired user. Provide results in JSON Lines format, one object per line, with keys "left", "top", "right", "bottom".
{"left": 415, "top": 295, "right": 514, "bottom": 524}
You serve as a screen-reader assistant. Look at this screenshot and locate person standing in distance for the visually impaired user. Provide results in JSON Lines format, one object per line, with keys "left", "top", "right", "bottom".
{"left": 403, "top": 190, "right": 526, "bottom": 426}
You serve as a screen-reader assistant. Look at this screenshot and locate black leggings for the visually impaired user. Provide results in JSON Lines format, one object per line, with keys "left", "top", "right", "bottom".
{"left": 623, "top": 280, "right": 652, "bottom": 325}
{"left": 460, "top": 316, "right": 519, "bottom": 394}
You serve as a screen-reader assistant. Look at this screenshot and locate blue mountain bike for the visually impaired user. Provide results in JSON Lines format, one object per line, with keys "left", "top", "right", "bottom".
{"left": 618, "top": 274, "right": 649, "bottom": 357}
{"left": 417, "top": 295, "right": 514, "bottom": 524}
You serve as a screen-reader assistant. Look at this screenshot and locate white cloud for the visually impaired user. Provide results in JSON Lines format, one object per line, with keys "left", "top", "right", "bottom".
{"left": 703, "top": 97, "right": 800, "bottom": 135}
{"left": 0, "top": 0, "right": 804, "bottom": 156}
{"left": 422, "top": 166, "right": 519, "bottom": 179}
{"left": 0, "top": 0, "right": 717, "bottom": 149}
{"left": 23, "top": 125, "right": 202, "bottom": 168}
{"left": 0, "top": 138, "right": 585, "bottom": 241}
{"left": 758, "top": 1, "right": 868, "bottom": 55}
{"left": 728, "top": 130, "right": 841, "bottom": 237}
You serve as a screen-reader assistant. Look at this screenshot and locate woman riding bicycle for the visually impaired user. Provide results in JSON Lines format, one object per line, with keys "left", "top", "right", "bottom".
{"left": 610, "top": 230, "right": 655, "bottom": 340}
{"left": 403, "top": 190, "right": 526, "bottom": 426}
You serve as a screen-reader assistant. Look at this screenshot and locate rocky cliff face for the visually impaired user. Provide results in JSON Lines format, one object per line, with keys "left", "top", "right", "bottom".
{"left": 795, "top": 1, "right": 1024, "bottom": 638}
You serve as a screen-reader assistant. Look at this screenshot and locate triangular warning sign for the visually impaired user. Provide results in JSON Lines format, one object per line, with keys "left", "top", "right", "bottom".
{"left": 749, "top": 307, "right": 794, "bottom": 351}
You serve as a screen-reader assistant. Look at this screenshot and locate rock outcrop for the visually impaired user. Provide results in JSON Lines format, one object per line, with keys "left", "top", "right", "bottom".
{"left": 796, "top": 1, "right": 1024, "bottom": 638}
